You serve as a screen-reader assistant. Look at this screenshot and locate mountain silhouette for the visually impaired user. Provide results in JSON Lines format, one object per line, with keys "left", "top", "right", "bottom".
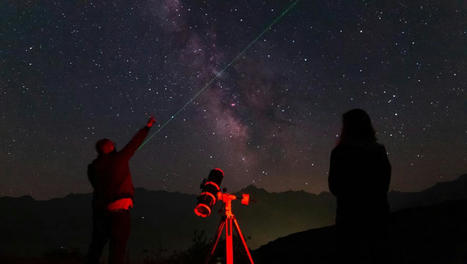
{"left": 0, "top": 174, "right": 465, "bottom": 261}
{"left": 389, "top": 173, "right": 467, "bottom": 209}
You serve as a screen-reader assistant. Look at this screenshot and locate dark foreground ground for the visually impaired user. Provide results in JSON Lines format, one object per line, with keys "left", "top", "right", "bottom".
{"left": 254, "top": 199, "right": 467, "bottom": 264}
{"left": 2, "top": 199, "right": 466, "bottom": 264}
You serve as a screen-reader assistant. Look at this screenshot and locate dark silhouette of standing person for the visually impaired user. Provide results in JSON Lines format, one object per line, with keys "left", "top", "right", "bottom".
{"left": 328, "top": 109, "right": 391, "bottom": 264}
{"left": 86, "top": 116, "right": 156, "bottom": 264}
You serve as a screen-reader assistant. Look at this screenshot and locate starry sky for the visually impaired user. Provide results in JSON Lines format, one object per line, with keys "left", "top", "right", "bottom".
{"left": 1, "top": 0, "right": 466, "bottom": 199}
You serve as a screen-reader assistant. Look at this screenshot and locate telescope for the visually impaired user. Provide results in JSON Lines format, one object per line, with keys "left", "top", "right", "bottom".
{"left": 194, "top": 168, "right": 254, "bottom": 264}
{"left": 194, "top": 168, "right": 224, "bottom": 218}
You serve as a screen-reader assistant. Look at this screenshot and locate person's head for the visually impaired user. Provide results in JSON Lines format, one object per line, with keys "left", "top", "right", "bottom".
{"left": 95, "top": 138, "right": 115, "bottom": 155}
{"left": 339, "top": 108, "right": 376, "bottom": 145}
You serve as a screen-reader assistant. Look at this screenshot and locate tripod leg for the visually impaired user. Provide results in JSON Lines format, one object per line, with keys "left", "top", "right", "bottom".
{"left": 226, "top": 217, "right": 234, "bottom": 264}
{"left": 206, "top": 220, "right": 226, "bottom": 264}
{"left": 233, "top": 217, "right": 255, "bottom": 264}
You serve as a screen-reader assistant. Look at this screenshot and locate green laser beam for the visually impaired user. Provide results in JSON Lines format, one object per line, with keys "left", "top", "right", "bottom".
{"left": 138, "top": 0, "right": 300, "bottom": 150}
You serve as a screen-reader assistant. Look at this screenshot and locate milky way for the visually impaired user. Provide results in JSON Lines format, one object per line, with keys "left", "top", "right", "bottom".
{"left": 1, "top": 0, "right": 466, "bottom": 199}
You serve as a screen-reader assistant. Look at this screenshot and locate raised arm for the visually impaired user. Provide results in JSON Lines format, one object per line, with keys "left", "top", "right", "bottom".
{"left": 120, "top": 116, "right": 156, "bottom": 159}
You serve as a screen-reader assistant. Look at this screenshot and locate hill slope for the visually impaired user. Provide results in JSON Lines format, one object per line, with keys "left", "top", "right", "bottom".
{"left": 253, "top": 199, "right": 467, "bottom": 264}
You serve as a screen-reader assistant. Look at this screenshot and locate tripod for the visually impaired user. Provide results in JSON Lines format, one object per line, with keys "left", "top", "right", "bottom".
{"left": 205, "top": 192, "right": 254, "bottom": 264}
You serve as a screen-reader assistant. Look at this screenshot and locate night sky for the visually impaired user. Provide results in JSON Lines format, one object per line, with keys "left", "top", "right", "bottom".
{"left": 1, "top": 0, "right": 466, "bottom": 199}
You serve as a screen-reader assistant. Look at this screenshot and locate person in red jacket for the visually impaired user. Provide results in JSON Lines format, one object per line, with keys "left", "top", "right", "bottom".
{"left": 86, "top": 116, "right": 156, "bottom": 264}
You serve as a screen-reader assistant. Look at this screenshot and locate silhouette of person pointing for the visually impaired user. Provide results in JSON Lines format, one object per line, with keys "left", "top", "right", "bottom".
{"left": 328, "top": 109, "right": 391, "bottom": 263}
{"left": 86, "top": 116, "right": 156, "bottom": 264}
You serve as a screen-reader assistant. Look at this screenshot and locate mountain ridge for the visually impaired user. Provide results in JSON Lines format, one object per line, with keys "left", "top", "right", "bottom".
{"left": 5, "top": 173, "right": 465, "bottom": 202}
{"left": 0, "top": 173, "right": 465, "bottom": 259}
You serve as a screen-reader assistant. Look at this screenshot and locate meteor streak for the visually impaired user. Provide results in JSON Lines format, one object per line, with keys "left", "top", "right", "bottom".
{"left": 138, "top": 0, "right": 300, "bottom": 150}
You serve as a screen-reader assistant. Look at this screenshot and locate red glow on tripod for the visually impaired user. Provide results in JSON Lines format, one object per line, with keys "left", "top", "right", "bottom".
{"left": 206, "top": 192, "right": 255, "bottom": 264}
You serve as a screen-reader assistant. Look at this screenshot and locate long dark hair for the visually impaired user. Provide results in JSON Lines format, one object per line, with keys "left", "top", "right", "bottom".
{"left": 339, "top": 109, "right": 376, "bottom": 145}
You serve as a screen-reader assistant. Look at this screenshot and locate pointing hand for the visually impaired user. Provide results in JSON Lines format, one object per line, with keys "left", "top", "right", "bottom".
{"left": 146, "top": 116, "right": 156, "bottom": 128}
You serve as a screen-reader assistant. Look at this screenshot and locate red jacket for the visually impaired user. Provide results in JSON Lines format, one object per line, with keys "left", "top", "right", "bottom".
{"left": 88, "top": 127, "right": 149, "bottom": 210}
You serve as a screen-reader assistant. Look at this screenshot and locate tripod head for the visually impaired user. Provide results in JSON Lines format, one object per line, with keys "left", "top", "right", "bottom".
{"left": 217, "top": 190, "right": 250, "bottom": 218}
{"left": 205, "top": 189, "right": 255, "bottom": 264}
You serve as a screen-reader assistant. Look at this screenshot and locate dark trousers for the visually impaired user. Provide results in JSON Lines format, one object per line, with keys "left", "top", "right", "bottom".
{"left": 87, "top": 209, "right": 131, "bottom": 264}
